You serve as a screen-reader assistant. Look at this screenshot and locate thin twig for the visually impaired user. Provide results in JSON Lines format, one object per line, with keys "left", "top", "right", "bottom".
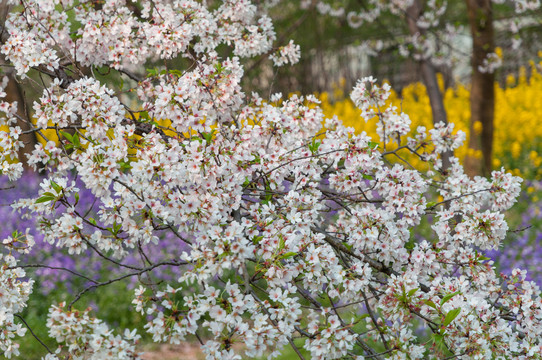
{"left": 14, "top": 314, "right": 53, "bottom": 354}
{"left": 9, "top": 264, "right": 98, "bottom": 284}
{"left": 68, "top": 259, "right": 188, "bottom": 309}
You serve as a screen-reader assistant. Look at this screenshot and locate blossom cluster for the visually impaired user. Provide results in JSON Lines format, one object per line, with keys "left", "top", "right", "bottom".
{"left": 351, "top": 76, "right": 413, "bottom": 144}
{"left": 46, "top": 302, "right": 140, "bottom": 359}
{"left": 270, "top": 40, "right": 301, "bottom": 67}
{"left": 0, "top": 254, "right": 32, "bottom": 358}
{"left": 1, "top": 0, "right": 282, "bottom": 75}
{"left": 0, "top": 1, "right": 540, "bottom": 360}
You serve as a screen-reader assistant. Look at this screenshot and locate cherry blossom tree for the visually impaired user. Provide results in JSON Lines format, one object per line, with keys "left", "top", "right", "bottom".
{"left": 0, "top": 1, "right": 541, "bottom": 359}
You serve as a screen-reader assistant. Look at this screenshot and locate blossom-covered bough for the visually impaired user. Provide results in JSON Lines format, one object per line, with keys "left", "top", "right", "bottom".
{"left": 0, "top": 0, "right": 540, "bottom": 359}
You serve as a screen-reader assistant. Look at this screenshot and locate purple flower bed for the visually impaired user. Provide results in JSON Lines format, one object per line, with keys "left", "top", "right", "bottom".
{"left": 486, "top": 185, "right": 542, "bottom": 288}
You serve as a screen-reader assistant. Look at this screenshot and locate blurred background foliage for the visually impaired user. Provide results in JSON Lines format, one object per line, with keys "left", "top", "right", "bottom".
{"left": 244, "top": 1, "right": 542, "bottom": 92}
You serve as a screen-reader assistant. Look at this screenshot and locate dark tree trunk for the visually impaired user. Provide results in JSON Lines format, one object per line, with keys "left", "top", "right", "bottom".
{"left": 465, "top": 0, "right": 495, "bottom": 177}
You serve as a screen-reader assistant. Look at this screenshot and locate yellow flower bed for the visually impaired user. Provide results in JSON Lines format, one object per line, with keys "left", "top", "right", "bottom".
{"left": 319, "top": 63, "right": 542, "bottom": 179}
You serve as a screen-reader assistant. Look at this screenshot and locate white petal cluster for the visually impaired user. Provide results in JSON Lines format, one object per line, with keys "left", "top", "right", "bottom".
{"left": 47, "top": 302, "right": 141, "bottom": 359}
{"left": 350, "top": 76, "right": 391, "bottom": 119}
{"left": 270, "top": 40, "right": 301, "bottom": 67}
{"left": 478, "top": 52, "right": 503, "bottom": 74}
{"left": 33, "top": 77, "right": 124, "bottom": 140}
{"left": 1, "top": 24, "right": 60, "bottom": 76}
{"left": 150, "top": 57, "right": 244, "bottom": 132}
{"left": 429, "top": 121, "right": 467, "bottom": 154}
{"left": 0, "top": 255, "right": 33, "bottom": 359}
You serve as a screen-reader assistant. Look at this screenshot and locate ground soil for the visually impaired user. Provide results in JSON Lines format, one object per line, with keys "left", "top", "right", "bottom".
{"left": 140, "top": 343, "right": 204, "bottom": 360}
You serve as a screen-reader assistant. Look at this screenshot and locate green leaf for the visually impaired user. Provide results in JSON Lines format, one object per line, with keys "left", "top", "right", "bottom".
{"left": 88, "top": 218, "right": 97, "bottom": 226}
{"left": 277, "top": 235, "right": 285, "bottom": 251}
{"left": 355, "top": 313, "right": 370, "bottom": 321}
{"left": 442, "top": 308, "right": 461, "bottom": 327}
{"left": 426, "top": 201, "right": 437, "bottom": 209}
{"left": 60, "top": 131, "right": 74, "bottom": 143}
{"left": 146, "top": 67, "right": 160, "bottom": 76}
{"left": 214, "top": 62, "right": 224, "bottom": 72}
{"left": 281, "top": 252, "right": 297, "bottom": 259}
{"left": 74, "top": 193, "right": 79, "bottom": 205}
{"left": 475, "top": 250, "right": 490, "bottom": 261}
{"left": 308, "top": 140, "right": 321, "bottom": 154}
{"left": 113, "top": 223, "right": 121, "bottom": 233}
{"left": 72, "top": 133, "right": 80, "bottom": 148}
{"left": 119, "top": 160, "right": 132, "bottom": 171}
{"left": 424, "top": 299, "right": 437, "bottom": 310}
{"left": 407, "top": 288, "right": 418, "bottom": 297}
{"left": 431, "top": 333, "right": 446, "bottom": 351}
{"left": 50, "top": 180, "right": 62, "bottom": 194}
{"left": 440, "top": 290, "right": 460, "bottom": 306}
{"left": 201, "top": 130, "right": 215, "bottom": 144}
{"left": 368, "top": 141, "right": 379, "bottom": 149}
{"left": 139, "top": 111, "right": 151, "bottom": 122}
{"left": 35, "top": 193, "right": 56, "bottom": 204}
{"left": 70, "top": 32, "right": 83, "bottom": 41}
{"left": 93, "top": 153, "right": 104, "bottom": 164}
{"left": 251, "top": 154, "right": 261, "bottom": 165}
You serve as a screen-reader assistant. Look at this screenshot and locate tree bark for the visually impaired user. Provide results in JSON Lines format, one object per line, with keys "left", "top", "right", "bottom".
{"left": 0, "top": 4, "right": 36, "bottom": 169}
{"left": 406, "top": 0, "right": 451, "bottom": 172}
{"left": 465, "top": 0, "right": 495, "bottom": 177}
{"left": 406, "top": 1, "right": 447, "bottom": 126}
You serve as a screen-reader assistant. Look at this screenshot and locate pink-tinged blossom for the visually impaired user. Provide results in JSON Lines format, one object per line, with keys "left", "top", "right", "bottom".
{"left": 270, "top": 40, "right": 301, "bottom": 66}
{"left": 47, "top": 302, "right": 141, "bottom": 359}
{"left": 429, "top": 121, "right": 467, "bottom": 154}
{"left": 350, "top": 76, "right": 391, "bottom": 119}
{"left": 0, "top": 254, "right": 32, "bottom": 359}
{"left": 0, "top": 28, "right": 60, "bottom": 77}
{"left": 489, "top": 168, "right": 523, "bottom": 211}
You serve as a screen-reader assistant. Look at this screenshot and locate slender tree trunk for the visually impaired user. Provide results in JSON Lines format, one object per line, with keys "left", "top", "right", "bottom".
{"left": 406, "top": 1, "right": 447, "bottom": 126}
{"left": 406, "top": 0, "right": 451, "bottom": 172}
{"left": 465, "top": 0, "right": 495, "bottom": 177}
